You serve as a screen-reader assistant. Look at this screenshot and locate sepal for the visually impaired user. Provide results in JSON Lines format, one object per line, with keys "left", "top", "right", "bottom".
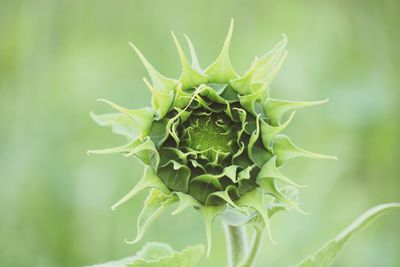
{"left": 260, "top": 111, "right": 295, "bottom": 148}
{"left": 171, "top": 31, "right": 208, "bottom": 90}
{"left": 205, "top": 19, "right": 238, "bottom": 83}
{"left": 171, "top": 192, "right": 201, "bottom": 215}
{"left": 90, "top": 112, "right": 137, "bottom": 139}
{"left": 184, "top": 34, "right": 201, "bottom": 71}
{"left": 257, "top": 156, "right": 306, "bottom": 188}
{"left": 264, "top": 98, "right": 328, "bottom": 126}
{"left": 96, "top": 99, "right": 155, "bottom": 139}
{"left": 198, "top": 205, "right": 225, "bottom": 257}
{"left": 125, "top": 189, "right": 177, "bottom": 244}
{"left": 111, "top": 167, "right": 170, "bottom": 210}
{"left": 129, "top": 43, "right": 176, "bottom": 94}
{"left": 273, "top": 135, "right": 337, "bottom": 166}
{"left": 143, "top": 78, "right": 174, "bottom": 119}
{"left": 231, "top": 34, "right": 287, "bottom": 96}
{"left": 236, "top": 188, "right": 274, "bottom": 242}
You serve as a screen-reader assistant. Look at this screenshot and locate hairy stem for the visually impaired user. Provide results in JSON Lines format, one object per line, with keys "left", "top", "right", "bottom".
{"left": 239, "top": 225, "right": 264, "bottom": 267}
{"left": 224, "top": 224, "right": 247, "bottom": 267}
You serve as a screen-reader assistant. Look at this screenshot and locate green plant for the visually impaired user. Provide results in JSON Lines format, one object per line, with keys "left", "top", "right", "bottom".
{"left": 88, "top": 21, "right": 400, "bottom": 267}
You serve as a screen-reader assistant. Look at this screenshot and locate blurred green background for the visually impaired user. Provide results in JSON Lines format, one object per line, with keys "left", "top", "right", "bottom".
{"left": 1, "top": 0, "right": 399, "bottom": 266}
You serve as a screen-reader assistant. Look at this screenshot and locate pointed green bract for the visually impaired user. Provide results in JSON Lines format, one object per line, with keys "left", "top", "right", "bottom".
{"left": 171, "top": 192, "right": 201, "bottom": 215}
{"left": 171, "top": 31, "right": 208, "bottom": 90}
{"left": 231, "top": 34, "right": 288, "bottom": 96}
{"left": 205, "top": 20, "right": 238, "bottom": 83}
{"left": 257, "top": 156, "right": 306, "bottom": 188}
{"left": 129, "top": 43, "right": 176, "bottom": 94}
{"left": 264, "top": 98, "right": 328, "bottom": 126}
{"left": 260, "top": 111, "right": 295, "bottom": 148}
{"left": 126, "top": 189, "right": 177, "bottom": 244}
{"left": 90, "top": 22, "right": 334, "bottom": 256}
{"left": 111, "top": 167, "right": 170, "bottom": 211}
{"left": 87, "top": 137, "right": 160, "bottom": 167}
{"left": 184, "top": 34, "right": 201, "bottom": 71}
{"left": 273, "top": 135, "right": 336, "bottom": 166}
{"left": 236, "top": 189, "right": 274, "bottom": 242}
{"left": 143, "top": 78, "right": 174, "bottom": 119}
{"left": 238, "top": 88, "right": 265, "bottom": 116}
{"left": 90, "top": 112, "right": 137, "bottom": 139}
{"left": 96, "top": 99, "right": 155, "bottom": 139}
{"left": 198, "top": 205, "right": 225, "bottom": 257}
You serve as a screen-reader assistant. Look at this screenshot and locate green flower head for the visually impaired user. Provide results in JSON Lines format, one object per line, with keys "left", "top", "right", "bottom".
{"left": 88, "top": 20, "right": 335, "bottom": 256}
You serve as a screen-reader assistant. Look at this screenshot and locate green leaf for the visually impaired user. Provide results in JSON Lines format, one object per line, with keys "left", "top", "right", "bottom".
{"left": 131, "top": 244, "right": 204, "bottom": 267}
{"left": 205, "top": 19, "right": 238, "bottom": 83}
{"left": 86, "top": 242, "right": 204, "bottom": 267}
{"left": 133, "top": 242, "right": 174, "bottom": 261}
{"left": 126, "top": 189, "right": 177, "bottom": 244}
{"left": 296, "top": 203, "right": 400, "bottom": 267}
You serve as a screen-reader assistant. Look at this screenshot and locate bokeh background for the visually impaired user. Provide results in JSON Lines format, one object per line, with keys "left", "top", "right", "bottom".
{"left": 1, "top": 0, "right": 399, "bottom": 266}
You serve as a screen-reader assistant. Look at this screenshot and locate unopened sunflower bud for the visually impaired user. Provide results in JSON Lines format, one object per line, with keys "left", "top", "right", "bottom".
{"left": 88, "top": 20, "right": 335, "bottom": 256}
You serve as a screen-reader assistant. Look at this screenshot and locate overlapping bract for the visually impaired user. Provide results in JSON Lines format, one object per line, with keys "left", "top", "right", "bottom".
{"left": 88, "top": 20, "right": 335, "bottom": 256}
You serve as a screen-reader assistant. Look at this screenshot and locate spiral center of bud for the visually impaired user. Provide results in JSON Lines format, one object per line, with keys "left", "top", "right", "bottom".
{"left": 182, "top": 113, "right": 235, "bottom": 156}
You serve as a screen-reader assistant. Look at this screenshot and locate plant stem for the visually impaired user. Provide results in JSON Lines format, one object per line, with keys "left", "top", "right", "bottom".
{"left": 224, "top": 224, "right": 247, "bottom": 267}
{"left": 239, "top": 225, "right": 264, "bottom": 267}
